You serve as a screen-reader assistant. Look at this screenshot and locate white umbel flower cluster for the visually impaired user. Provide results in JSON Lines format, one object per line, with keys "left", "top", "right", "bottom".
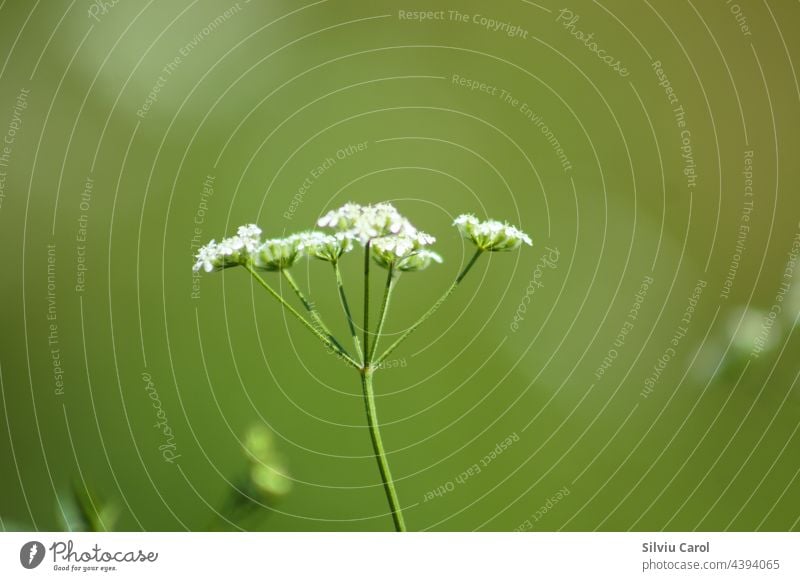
{"left": 296, "top": 231, "right": 355, "bottom": 263}
{"left": 396, "top": 249, "right": 443, "bottom": 272}
{"left": 253, "top": 235, "right": 304, "bottom": 271}
{"left": 318, "top": 202, "right": 440, "bottom": 272}
{"left": 192, "top": 224, "right": 358, "bottom": 273}
{"left": 192, "top": 224, "right": 263, "bottom": 272}
{"left": 192, "top": 205, "right": 532, "bottom": 275}
{"left": 317, "top": 202, "right": 419, "bottom": 243}
{"left": 453, "top": 214, "right": 532, "bottom": 252}
{"left": 371, "top": 234, "right": 441, "bottom": 271}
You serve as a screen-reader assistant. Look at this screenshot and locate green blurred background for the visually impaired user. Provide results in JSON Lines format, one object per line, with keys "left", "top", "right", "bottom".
{"left": 1, "top": 0, "right": 799, "bottom": 531}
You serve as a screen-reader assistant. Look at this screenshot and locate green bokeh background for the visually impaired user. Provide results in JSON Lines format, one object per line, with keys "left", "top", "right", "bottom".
{"left": 1, "top": 0, "right": 799, "bottom": 531}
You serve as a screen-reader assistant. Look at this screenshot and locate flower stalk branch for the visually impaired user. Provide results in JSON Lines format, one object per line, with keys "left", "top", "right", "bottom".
{"left": 374, "top": 249, "right": 484, "bottom": 367}
{"left": 363, "top": 239, "right": 372, "bottom": 366}
{"left": 281, "top": 269, "right": 350, "bottom": 360}
{"left": 334, "top": 261, "right": 363, "bottom": 365}
{"left": 369, "top": 264, "right": 396, "bottom": 363}
{"left": 245, "top": 264, "right": 359, "bottom": 369}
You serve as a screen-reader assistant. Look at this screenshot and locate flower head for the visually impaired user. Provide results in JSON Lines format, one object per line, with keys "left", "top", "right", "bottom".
{"left": 454, "top": 214, "right": 532, "bottom": 252}
{"left": 296, "top": 231, "right": 355, "bottom": 263}
{"left": 236, "top": 224, "right": 263, "bottom": 252}
{"left": 192, "top": 224, "right": 265, "bottom": 273}
{"left": 193, "top": 240, "right": 220, "bottom": 273}
{"left": 371, "top": 231, "right": 439, "bottom": 271}
{"left": 397, "top": 249, "right": 443, "bottom": 272}
{"left": 253, "top": 235, "right": 305, "bottom": 271}
{"left": 193, "top": 237, "right": 247, "bottom": 272}
{"left": 318, "top": 202, "right": 419, "bottom": 245}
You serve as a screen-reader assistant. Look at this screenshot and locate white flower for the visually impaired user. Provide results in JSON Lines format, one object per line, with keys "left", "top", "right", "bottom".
{"left": 317, "top": 202, "right": 420, "bottom": 245}
{"left": 253, "top": 236, "right": 304, "bottom": 271}
{"left": 193, "top": 237, "right": 248, "bottom": 273}
{"left": 217, "top": 236, "right": 243, "bottom": 254}
{"left": 193, "top": 240, "right": 220, "bottom": 272}
{"left": 397, "top": 249, "right": 443, "bottom": 272}
{"left": 297, "top": 231, "right": 354, "bottom": 263}
{"left": 454, "top": 214, "right": 532, "bottom": 252}
{"left": 372, "top": 236, "right": 415, "bottom": 259}
{"left": 371, "top": 231, "right": 438, "bottom": 270}
{"left": 236, "top": 224, "right": 263, "bottom": 252}
{"left": 317, "top": 203, "right": 362, "bottom": 230}
{"left": 192, "top": 224, "right": 266, "bottom": 273}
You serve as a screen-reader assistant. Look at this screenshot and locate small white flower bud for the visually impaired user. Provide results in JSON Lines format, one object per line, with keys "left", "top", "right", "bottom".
{"left": 371, "top": 231, "right": 439, "bottom": 270}
{"left": 236, "top": 224, "right": 263, "bottom": 252}
{"left": 253, "top": 236, "right": 303, "bottom": 271}
{"left": 192, "top": 224, "right": 265, "bottom": 273}
{"left": 296, "top": 231, "right": 354, "bottom": 263}
{"left": 397, "top": 249, "right": 443, "bottom": 272}
{"left": 453, "top": 214, "right": 532, "bottom": 252}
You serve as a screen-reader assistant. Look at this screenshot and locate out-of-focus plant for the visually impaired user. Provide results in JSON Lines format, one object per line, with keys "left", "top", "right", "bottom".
{"left": 212, "top": 425, "right": 293, "bottom": 530}
{"left": 0, "top": 483, "right": 119, "bottom": 532}
{"left": 2, "top": 426, "right": 291, "bottom": 532}
{"left": 692, "top": 297, "right": 796, "bottom": 385}
{"left": 57, "top": 483, "right": 120, "bottom": 532}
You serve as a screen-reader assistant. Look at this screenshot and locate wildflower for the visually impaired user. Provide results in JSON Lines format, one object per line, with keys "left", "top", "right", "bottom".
{"left": 371, "top": 231, "right": 437, "bottom": 270}
{"left": 236, "top": 224, "right": 263, "bottom": 252}
{"left": 397, "top": 249, "right": 443, "bottom": 272}
{"left": 193, "top": 238, "right": 247, "bottom": 272}
{"left": 316, "top": 202, "right": 362, "bottom": 230}
{"left": 318, "top": 202, "right": 419, "bottom": 244}
{"left": 192, "top": 224, "right": 264, "bottom": 273}
{"left": 297, "top": 231, "right": 355, "bottom": 263}
{"left": 453, "top": 214, "right": 532, "bottom": 252}
{"left": 253, "top": 235, "right": 304, "bottom": 271}
{"left": 193, "top": 240, "right": 220, "bottom": 273}
{"left": 193, "top": 203, "right": 535, "bottom": 533}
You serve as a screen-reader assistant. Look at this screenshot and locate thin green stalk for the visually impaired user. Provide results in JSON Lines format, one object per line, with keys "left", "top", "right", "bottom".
{"left": 374, "top": 249, "right": 484, "bottom": 366}
{"left": 245, "top": 265, "right": 360, "bottom": 369}
{"left": 334, "top": 261, "right": 363, "bottom": 365}
{"left": 282, "top": 269, "right": 350, "bottom": 360}
{"left": 363, "top": 240, "right": 372, "bottom": 362}
{"left": 360, "top": 369, "right": 406, "bottom": 531}
{"left": 368, "top": 264, "right": 396, "bottom": 364}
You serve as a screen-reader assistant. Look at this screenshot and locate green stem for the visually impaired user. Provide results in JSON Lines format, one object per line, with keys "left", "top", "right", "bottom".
{"left": 282, "top": 270, "right": 350, "bottom": 360}
{"left": 334, "top": 261, "right": 363, "bottom": 365}
{"left": 368, "top": 264, "right": 396, "bottom": 364}
{"left": 361, "top": 369, "right": 406, "bottom": 531}
{"left": 374, "top": 249, "right": 484, "bottom": 366}
{"left": 363, "top": 240, "right": 372, "bottom": 363}
{"left": 245, "top": 265, "right": 360, "bottom": 369}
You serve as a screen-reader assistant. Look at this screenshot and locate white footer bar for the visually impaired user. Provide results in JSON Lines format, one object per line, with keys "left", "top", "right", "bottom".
{"left": 1, "top": 532, "right": 797, "bottom": 580}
